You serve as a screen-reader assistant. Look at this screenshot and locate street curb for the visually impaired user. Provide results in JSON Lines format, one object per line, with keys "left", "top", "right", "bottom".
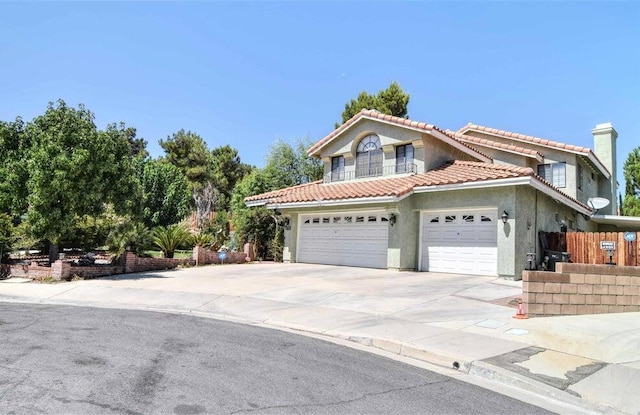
{"left": 468, "top": 361, "right": 625, "bottom": 415}
{"left": 328, "top": 334, "right": 470, "bottom": 372}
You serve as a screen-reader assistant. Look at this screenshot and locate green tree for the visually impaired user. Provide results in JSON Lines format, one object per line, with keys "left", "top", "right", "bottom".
{"left": 230, "top": 170, "right": 273, "bottom": 257}
{"left": 231, "top": 138, "right": 323, "bottom": 258}
{"left": 0, "top": 213, "right": 13, "bottom": 260}
{"left": 138, "top": 158, "right": 191, "bottom": 228}
{"left": 296, "top": 138, "right": 324, "bottom": 183}
{"left": 0, "top": 117, "right": 31, "bottom": 217}
{"left": 337, "top": 81, "right": 410, "bottom": 127}
{"left": 210, "top": 145, "right": 252, "bottom": 211}
{"left": 263, "top": 139, "right": 323, "bottom": 189}
{"left": 621, "top": 147, "right": 640, "bottom": 216}
{"left": 159, "top": 130, "right": 212, "bottom": 190}
{"left": 24, "top": 100, "right": 140, "bottom": 260}
{"left": 60, "top": 211, "right": 122, "bottom": 252}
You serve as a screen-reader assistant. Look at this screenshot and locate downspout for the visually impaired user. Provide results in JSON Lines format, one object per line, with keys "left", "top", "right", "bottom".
{"left": 535, "top": 189, "right": 539, "bottom": 267}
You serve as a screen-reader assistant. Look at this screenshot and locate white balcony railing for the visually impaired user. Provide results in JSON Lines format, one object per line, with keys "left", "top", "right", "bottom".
{"left": 324, "top": 163, "right": 417, "bottom": 183}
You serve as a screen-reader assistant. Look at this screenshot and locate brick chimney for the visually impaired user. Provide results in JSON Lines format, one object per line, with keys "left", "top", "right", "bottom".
{"left": 592, "top": 122, "right": 618, "bottom": 215}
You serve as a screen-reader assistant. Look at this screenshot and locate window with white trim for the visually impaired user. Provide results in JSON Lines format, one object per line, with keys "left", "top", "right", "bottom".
{"left": 537, "top": 162, "right": 566, "bottom": 188}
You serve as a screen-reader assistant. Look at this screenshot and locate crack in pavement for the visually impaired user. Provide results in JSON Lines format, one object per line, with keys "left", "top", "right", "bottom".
{"left": 0, "top": 368, "right": 33, "bottom": 399}
{"left": 228, "top": 379, "right": 453, "bottom": 414}
{"left": 51, "top": 395, "right": 143, "bottom": 415}
{"left": 40, "top": 285, "right": 83, "bottom": 302}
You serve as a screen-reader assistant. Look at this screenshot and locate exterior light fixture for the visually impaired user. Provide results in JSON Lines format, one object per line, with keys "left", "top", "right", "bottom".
{"left": 559, "top": 219, "right": 567, "bottom": 232}
{"left": 501, "top": 211, "right": 509, "bottom": 224}
{"left": 389, "top": 214, "right": 397, "bottom": 226}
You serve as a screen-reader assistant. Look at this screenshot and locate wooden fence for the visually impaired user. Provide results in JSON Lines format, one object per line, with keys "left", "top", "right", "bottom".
{"left": 541, "top": 232, "right": 639, "bottom": 266}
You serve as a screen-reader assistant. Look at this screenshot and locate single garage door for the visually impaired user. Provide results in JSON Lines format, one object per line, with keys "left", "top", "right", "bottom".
{"left": 297, "top": 212, "right": 389, "bottom": 268}
{"left": 420, "top": 209, "right": 497, "bottom": 276}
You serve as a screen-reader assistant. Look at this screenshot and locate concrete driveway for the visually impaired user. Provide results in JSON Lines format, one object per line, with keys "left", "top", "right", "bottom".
{"left": 78, "top": 262, "right": 523, "bottom": 325}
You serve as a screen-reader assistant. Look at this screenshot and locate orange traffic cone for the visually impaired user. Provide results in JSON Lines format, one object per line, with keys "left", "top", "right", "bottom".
{"left": 513, "top": 299, "right": 529, "bottom": 319}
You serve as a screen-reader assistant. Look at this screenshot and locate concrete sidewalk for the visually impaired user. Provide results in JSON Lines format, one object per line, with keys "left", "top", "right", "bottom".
{"left": 1, "top": 262, "right": 639, "bottom": 414}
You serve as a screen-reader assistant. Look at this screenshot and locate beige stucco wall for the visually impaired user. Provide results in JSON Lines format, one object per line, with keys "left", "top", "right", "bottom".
{"left": 279, "top": 183, "right": 600, "bottom": 278}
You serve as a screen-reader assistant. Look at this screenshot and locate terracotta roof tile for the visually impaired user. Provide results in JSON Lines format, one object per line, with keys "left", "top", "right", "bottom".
{"left": 458, "top": 123, "right": 612, "bottom": 177}
{"left": 445, "top": 130, "right": 543, "bottom": 158}
{"left": 307, "top": 109, "right": 490, "bottom": 161}
{"left": 458, "top": 123, "right": 591, "bottom": 154}
{"left": 246, "top": 161, "right": 535, "bottom": 204}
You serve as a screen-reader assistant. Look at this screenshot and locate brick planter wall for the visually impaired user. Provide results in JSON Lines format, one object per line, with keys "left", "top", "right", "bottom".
{"left": 7, "top": 262, "right": 53, "bottom": 279}
{"left": 523, "top": 263, "right": 640, "bottom": 317}
{"left": 193, "top": 246, "right": 248, "bottom": 265}
{"left": 122, "top": 252, "right": 194, "bottom": 274}
{"left": 7, "top": 252, "right": 195, "bottom": 281}
{"left": 6, "top": 246, "right": 252, "bottom": 281}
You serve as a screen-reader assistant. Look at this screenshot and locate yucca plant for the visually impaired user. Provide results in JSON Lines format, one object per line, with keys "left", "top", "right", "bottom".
{"left": 153, "top": 224, "right": 190, "bottom": 258}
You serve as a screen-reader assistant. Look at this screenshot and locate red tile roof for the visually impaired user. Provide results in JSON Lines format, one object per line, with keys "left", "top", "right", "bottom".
{"left": 458, "top": 123, "right": 611, "bottom": 178}
{"left": 458, "top": 123, "right": 592, "bottom": 154}
{"left": 307, "top": 109, "right": 491, "bottom": 161}
{"left": 246, "top": 161, "right": 535, "bottom": 205}
{"left": 446, "top": 130, "right": 544, "bottom": 159}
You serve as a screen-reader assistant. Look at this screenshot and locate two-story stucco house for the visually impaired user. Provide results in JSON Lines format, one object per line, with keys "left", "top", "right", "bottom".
{"left": 246, "top": 109, "right": 634, "bottom": 279}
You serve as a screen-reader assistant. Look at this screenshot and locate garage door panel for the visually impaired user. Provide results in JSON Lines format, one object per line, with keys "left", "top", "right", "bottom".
{"left": 298, "top": 212, "right": 388, "bottom": 269}
{"left": 421, "top": 210, "right": 498, "bottom": 276}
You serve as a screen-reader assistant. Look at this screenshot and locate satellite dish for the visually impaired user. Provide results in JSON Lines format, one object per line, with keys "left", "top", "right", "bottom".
{"left": 587, "top": 197, "right": 610, "bottom": 210}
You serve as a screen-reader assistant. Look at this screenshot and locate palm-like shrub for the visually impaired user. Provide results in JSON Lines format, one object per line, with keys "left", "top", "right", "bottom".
{"left": 106, "top": 221, "right": 153, "bottom": 260}
{"left": 189, "top": 232, "right": 214, "bottom": 249}
{"left": 153, "top": 224, "right": 190, "bottom": 258}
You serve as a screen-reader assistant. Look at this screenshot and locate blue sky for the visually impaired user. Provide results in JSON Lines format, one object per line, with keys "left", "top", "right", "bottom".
{"left": 1, "top": 1, "right": 638, "bottom": 193}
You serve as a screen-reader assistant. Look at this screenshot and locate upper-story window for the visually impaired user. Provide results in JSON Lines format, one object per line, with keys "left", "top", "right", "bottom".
{"left": 537, "top": 162, "right": 566, "bottom": 188}
{"left": 331, "top": 156, "right": 345, "bottom": 182}
{"left": 395, "top": 144, "right": 414, "bottom": 173}
{"left": 356, "top": 134, "right": 383, "bottom": 178}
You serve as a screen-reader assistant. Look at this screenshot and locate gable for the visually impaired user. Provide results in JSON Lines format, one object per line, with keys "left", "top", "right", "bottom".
{"left": 308, "top": 109, "right": 491, "bottom": 163}
{"left": 318, "top": 118, "right": 422, "bottom": 158}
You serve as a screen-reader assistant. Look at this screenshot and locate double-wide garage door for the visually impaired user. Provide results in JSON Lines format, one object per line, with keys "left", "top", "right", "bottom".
{"left": 421, "top": 209, "right": 498, "bottom": 276}
{"left": 297, "top": 212, "right": 389, "bottom": 268}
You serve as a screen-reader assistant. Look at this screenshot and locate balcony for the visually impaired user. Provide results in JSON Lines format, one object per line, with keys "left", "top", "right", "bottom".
{"left": 324, "top": 163, "right": 417, "bottom": 183}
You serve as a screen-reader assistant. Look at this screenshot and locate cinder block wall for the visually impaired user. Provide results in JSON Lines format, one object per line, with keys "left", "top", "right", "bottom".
{"left": 523, "top": 263, "right": 640, "bottom": 316}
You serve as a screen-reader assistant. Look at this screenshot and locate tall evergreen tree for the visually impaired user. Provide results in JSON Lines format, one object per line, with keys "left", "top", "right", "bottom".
{"left": 621, "top": 147, "right": 640, "bottom": 216}
{"left": 337, "top": 81, "right": 410, "bottom": 127}
{"left": 159, "top": 129, "right": 212, "bottom": 190}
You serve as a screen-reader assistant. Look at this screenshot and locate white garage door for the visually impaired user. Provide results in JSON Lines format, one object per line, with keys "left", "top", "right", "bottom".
{"left": 297, "top": 212, "right": 389, "bottom": 268}
{"left": 420, "top": 210, "right": 497, "bottom": 276}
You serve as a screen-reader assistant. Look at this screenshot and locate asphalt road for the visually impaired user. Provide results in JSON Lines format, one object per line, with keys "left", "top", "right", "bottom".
{"left": 0, "top": 303, "right": 553, "bottom": 415}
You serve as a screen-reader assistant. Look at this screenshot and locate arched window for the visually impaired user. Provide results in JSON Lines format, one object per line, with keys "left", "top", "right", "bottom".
{"left": 356, "top": 134, "right": 383, "bottom": 177}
